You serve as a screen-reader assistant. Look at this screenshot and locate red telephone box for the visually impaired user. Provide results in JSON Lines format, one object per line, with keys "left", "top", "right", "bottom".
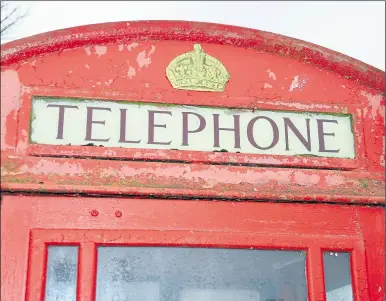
{"left": 1, "top": 21, "right": 384, "bottom": 301}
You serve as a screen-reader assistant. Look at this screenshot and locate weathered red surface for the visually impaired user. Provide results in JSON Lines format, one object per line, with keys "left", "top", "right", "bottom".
{"left": 1, "top": 155, "right": 385, "bottom": 203}
{"left": 1, "top": 21, "right": 385, "bottom": 301}
{"left": 1, "top": 21, "right": 384, "bottom": 202}
{"left": 2, "top": 196, "right": 379, "bottom": 301}
{"left": 1, "top": 21, "right": 384, "bottom": 91}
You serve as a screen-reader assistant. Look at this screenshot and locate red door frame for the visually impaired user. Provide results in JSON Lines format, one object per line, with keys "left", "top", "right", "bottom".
{"left": 2, "top": 195, "right": 383, "bottom": 301}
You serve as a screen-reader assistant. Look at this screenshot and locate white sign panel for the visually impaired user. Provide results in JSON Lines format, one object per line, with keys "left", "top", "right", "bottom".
{"left": 30, "top": 97, "right": 355, "bottom": 158}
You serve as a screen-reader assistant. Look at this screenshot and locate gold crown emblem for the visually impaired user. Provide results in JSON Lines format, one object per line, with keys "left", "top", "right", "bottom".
{"left": 166, "top": 44, "right": 230, "bottom": 92}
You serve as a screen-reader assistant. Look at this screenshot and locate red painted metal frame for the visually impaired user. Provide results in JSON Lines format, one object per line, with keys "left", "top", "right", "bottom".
{"left": 26, "top": 229, "right": 366, "bottom": 301}
{"left": 0, "top": 195, "right": 375, "bottom": 301}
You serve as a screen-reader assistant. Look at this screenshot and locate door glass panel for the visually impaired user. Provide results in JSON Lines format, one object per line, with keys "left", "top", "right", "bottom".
{"left": 323, "top": 252, "right": 353, "bottom": 301}
{"left": 96, "top": 246, "right": 307, "bottom": 301}
{"left": 45, "top": 246, "right": 79, "bottom": 301}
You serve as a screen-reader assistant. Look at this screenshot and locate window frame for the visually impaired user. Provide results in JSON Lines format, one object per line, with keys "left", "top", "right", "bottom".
{"left": 25, "top": 212, "right": 368, "bottom": 301}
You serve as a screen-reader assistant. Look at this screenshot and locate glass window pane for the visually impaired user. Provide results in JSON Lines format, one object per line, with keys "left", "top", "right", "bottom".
{"left": 323, "top": 252, "right": 353, "bottom": 301}
{"left": 45, "top": 246, "right": 78, "bottom": 301}
{"left": 96, "top": 246, "right": 307, "bottom": 301}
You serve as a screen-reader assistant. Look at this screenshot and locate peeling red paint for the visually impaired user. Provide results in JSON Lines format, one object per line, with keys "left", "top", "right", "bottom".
{"left": 361, "top": 91, "right": 384, "bottom": 120}
{"left": 2, "top": 21, "right": 384, "bottom": 90}
{"left": 0, "top": 21, "right": 384, "bottom": 301}
{"left": 13, "top": 160, "right": 86, "bottom": 176}
{"left": 294, "top": 171, "right": 320, "bottom": 186}
{"left": 289, "top": 75, "right": 308, "bottom": 92}
{"left": 94, "top": 45, "right": 107, "bottom": 57}
{"left": 1, "top": 70, "right": 22, "bottom": 152}
{"left": 1, "top": 155, "right": 384, "bottom": 203}
{"left": 325, "top": 174, "right": 346, "bottom": 186}
{"left": 127, "top": 66, "right": 136, "bottom": 78}
{"left": 1, "top": 20, "right": 383, "bottom": 199}
{"left": 136, "top": 45, "right": 155, "bottom": 69}
{"left": 127, "top": 42, "right": 139, "bottom": 51}
{"left": 267, "top": 69, "right": 277, "bottom": 80}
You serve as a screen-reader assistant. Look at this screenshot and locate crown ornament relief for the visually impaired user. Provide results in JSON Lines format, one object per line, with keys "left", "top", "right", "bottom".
{"left": 166, "top": 44, "right": 230, "bottom": 92}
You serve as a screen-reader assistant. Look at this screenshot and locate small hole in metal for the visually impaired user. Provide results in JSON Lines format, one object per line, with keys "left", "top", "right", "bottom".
{"left": 90, "top": 209, "right": 99, "bottom": 217}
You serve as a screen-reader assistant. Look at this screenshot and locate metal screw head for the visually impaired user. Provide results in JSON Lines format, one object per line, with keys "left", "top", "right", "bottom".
{"left": 90, "top": 209, "right": 99, "bottom": 217}
{"left": 115, "top": 210, "right": 122, "bottom": 218}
